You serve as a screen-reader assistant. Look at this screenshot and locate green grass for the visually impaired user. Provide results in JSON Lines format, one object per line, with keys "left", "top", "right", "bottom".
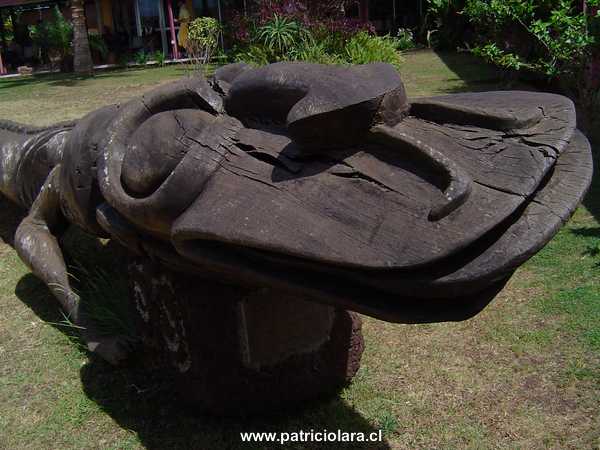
{"left": 0, "top": 51, "right": 599, "bottom": 449}
{"left": 0, "top": 64, "right": 213, "bottom": 125}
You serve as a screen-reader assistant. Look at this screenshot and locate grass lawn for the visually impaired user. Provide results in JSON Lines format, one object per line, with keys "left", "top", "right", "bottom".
{"left": 0, "top": 50, "right": 599, "bottom": 449}
{"left": 0, "top": 64, "right": 198, "bottom": 125}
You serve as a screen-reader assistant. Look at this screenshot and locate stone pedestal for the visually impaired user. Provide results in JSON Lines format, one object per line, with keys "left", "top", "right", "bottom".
{"left": 128, "top": 257, "right": 364, "bottom": 415}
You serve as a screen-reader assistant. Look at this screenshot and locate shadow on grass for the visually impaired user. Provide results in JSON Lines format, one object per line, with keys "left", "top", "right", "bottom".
{"left": 13, "top": 271, "right": 388, "bottom": 449}
{"left": 79, "top": 362, "right": 389, "bottom": 449}
{"left": 432, "top": 50, "right": 534, "bottom": 95}
{"left": 0, "top": 74, "right": 61, "bottom": 90}
{"left": 3, "top": 198, "right": 387, "bottom": 449}
{"left": 0, "top": 65, "right": 198, "bottom": 92}
{"left": 0, "top": 72, "right": 94, "bottom": 90}
{"left": 581, "top": 146, "right": 600, "bottom": 224}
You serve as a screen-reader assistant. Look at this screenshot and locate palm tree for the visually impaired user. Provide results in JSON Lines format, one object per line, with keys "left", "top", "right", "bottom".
{"left": 71, "top": 0, "right": 93, "bottom": 74}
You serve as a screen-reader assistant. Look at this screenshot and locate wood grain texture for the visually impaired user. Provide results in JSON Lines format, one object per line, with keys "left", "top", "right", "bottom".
{"left": 172, "top": 92, "right": 578, "bottom": 271}
{"left": 2, "top": 63, "right": 592, "bottom": 328}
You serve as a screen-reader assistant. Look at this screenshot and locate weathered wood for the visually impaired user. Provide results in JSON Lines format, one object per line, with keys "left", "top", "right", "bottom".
{"left": 225, "top": 62, "right": 409, "bottom": 147}
{"left": 171, "top": 92, "right": 579, "bottom": 271}
{"left": 1, "top": 62, "right": 593, "bottom": 369}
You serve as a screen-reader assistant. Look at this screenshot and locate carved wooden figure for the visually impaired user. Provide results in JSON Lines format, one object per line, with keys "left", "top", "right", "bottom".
{"left": 0, "top": 63, "right": 593, "bottom": 414}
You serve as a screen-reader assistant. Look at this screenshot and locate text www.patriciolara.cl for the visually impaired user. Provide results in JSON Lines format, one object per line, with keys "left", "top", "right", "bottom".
{"left": 240, "top": 429, "right": 384, "bottom": 444}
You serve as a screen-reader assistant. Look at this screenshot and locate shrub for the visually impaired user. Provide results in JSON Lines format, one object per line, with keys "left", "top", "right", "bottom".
{"left": 187, "top": 17, "right": 221, "bottom": 66}
{"left": 422, "top": 0, "right": 469, "bottom": 50}
{"left": 88, "top": 33, "right": 108, "bottom": 60}
{"left": 117, "top": 52, "right": 131, "bottom": 67}
{"left": 293, "top": 37, "right": 345, "bottom": 64}
{"left": 29, "top": 6, "right": 72, "bottom": 61}
{"left": 462, "top": 0, "right": 598, "bottom": 78}
{"left": 395, "top": 28, "right": 416, "bottom": 51}
{"left": 134, "top": 50, "right": 149, "bottom": 65}
{"left": 153, "top": 50, "right": 166, "bottom": 66}
{"left": 234, "top": 44, "right": 271, "bottom": 66}
{"left": 344, "top": 32, "right": 403, "bottom": 68}
{"left": 255, "top": 15, "right": 310, "bottom": 59}
{"left": 422, "top": 0, "right": 600, "bottom": 129}
{"left": 226, "top": 0, "right": 377, "bottom": 66}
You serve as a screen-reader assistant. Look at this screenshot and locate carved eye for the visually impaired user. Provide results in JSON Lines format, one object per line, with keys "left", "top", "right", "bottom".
{"left": 121, "top": 109, "right": 216, "bottom": 197}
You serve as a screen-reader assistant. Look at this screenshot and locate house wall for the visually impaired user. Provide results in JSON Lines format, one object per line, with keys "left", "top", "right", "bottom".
{"left": 100, "top": 0, "right": 113, "bottom": 31}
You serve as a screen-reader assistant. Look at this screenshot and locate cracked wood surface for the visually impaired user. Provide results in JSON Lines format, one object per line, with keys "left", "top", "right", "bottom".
{"left": 171, "top": 91, "right": 579, "bottom": 271}
{"left": 0, "top": 63, "right": 593, "bottom": 325}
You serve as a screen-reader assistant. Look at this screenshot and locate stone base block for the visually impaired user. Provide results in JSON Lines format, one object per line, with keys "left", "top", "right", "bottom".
{"left": 129, "top": 257, "right": 364, "bottom": 415}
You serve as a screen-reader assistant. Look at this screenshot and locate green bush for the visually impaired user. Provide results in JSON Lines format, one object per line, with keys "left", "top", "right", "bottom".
{"left": 29, "top": 6, "right": 72, "bottom": 60}
{"left": 234, "top": 44, "right": 271, "bottom": 66}
{"left": 293, "top": 37, "right": 345, "bottom": 64}
{"left": 255, "top": 15, "right": 310, "bottom": 60}
{"left": 88, "top": 33, "right": 108, "bottom": 59}
{"left": 153, "top": 50, "right": 166, "bottom": 66}
{"left": 424, "top": 0, "right": 600, "bottom": 118}
{"left": 117, "top": 52, "right": 131, "bottom": 67}
{"left": 395, "top": 28, "right": 416, "bottom": 51}
{"left": 423, "top": 0, "right": 468, "bottom": 50}
{"left": 134, "top": 50, "right": 149, "bottom": 65}
{"left": 187, "top": 17, "right": 221, "bottom": 65}
{"left": 462, "top": 0, "right": 599, "bottom": 78}
{"left": 228, "top": 5, "right": 406, "bottom": 68}
{"left": 344, "top": 32, "right": 403, "bottom": 68}
{"left": 234, "top": 21, "right": 403, "bottom": 68}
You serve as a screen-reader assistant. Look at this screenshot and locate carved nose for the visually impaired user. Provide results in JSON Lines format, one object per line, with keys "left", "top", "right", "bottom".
{"left": 225, "top": 62, "right": 409, "bottom": 149}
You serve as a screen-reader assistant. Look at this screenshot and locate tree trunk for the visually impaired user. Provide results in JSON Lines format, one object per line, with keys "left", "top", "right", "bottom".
{"left": 71, "top": 0, "right": 93, "bottom": 74}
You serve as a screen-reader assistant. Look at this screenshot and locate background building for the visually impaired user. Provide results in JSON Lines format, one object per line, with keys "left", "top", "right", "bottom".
{"left": 0, "top": 0, "right": 424, "bottom": 74}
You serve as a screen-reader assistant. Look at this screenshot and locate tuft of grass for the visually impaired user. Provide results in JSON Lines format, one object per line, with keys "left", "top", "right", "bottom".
{"left": 538, "top": 285, "right": 600, "bottom": 350}
{"left": 68, "top": 259, "right": 134, "bottom": 339}
{"left": 564, "top": 359, "right": 600, "bottom": 383}
{"left": 377, "top": 411, "right": 399, "bottom": 436}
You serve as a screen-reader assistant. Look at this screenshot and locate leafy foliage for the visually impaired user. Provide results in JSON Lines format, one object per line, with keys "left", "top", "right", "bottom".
{"left": 293, "top": 37, "right": 346, "bottom": 64}
{"left": 344, "top": 32, "right": 403, "bottom": 68}
{"left": 234, "top": 44, "right": 271, "bottom": 65}
{"left": 153, "top": 50, "right": 166, "bottom": 66}
{"left": 88, "top": 33, "right": 108, "bottom": 59}
{"left": 425, "top": 0, "right": 600, "bottom": 117}
{"left": 228, "top": 1, "right": 403, "bottom": 68}
{"left": 1, "top": 15, "right": 14, "bottom": 43}
{"left": 134, "top": 50, "right": 149, "bottom": 65}
{"left": 29, "top": 6, "right": 73, "bottom": 60}
{"left": 462, "top": 0, "right": 599, "bottom": 77}
{"left": 423, "top": 0, "right": 468, "bottom": 49}
{"left": 394, "top": 28, "right": 416, "bottom": 51}
{"left": 255, "top": 15, "right": 310, "bottom": 58}
{"left": 472, "top": 42, "right": 527, "bottom": 71}
{"left": 187, "top": 17, "right": 221, "bottom": 66}
{"left": 231, "top": 0, "right": 367, "bottom": 37}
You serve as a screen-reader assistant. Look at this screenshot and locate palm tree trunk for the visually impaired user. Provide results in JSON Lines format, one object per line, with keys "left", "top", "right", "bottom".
{"left": 71, "top": 0, "right": 93, "bottom": 74}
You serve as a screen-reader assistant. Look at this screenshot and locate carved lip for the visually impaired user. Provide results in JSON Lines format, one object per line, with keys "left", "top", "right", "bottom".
{"left": 170, "top": 91, "right": 577, "bottom": 271}
{"left": 167, "top": 130, "right": 592, "bottom": 324}
{"left": 98, "top": 81, "right": 590, "bottom": 323}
